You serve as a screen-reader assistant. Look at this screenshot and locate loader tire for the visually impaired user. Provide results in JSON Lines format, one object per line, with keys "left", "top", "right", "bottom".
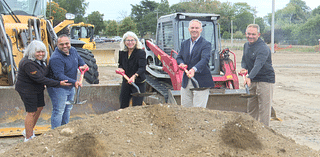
{"left": 75, "top": 47, "right": 99, "bottom": 84}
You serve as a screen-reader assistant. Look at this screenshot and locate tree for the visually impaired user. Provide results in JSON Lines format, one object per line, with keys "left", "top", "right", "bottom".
{"left": 131, "top": 0, "right": 159, "bottom": 37}
{"left": 53, "top": 0, "right": 88, "bottom": 22}
{"left": 234, "top": 31, "right": 244, "bottom": 39}
{"left": 255, "top": 17, "right": 266, "bottom": 33}
{"left": 171, "top": 0, "right": 219, "bottom": 14}
{"left": 118, "top": 17, "right": 137, "bottom": 36}
{"left": 294, "top": 15, "right": 320, "bottom": 45}
{"left": 233, "top": 2, "right": 255, "bottom": 33}
{"left": 261, "top": 29, "right": 285, "bottom": 44}
{"left": 105, "top": 20, "right": 118, "bottom": 36}
{"left": 311, "top": 6, "right": 320, "bottom": 17}
{"left": 222, "top": 31, "right": 230, "bottom": 39}
{"left": 87, "top": 11, "right": 105, "bottom": 35}
{"left": 217, "top": 2, "right": 236, "bottom": 35}
{"left": 46, "top": 1, "right": 67, "bottom": 26}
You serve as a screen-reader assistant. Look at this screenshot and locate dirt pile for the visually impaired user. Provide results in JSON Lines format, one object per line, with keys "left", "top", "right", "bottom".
{"left": 2, "top": 104, "right": 319, "bottom": 157}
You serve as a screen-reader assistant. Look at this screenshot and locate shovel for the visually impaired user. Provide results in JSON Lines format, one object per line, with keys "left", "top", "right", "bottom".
{"left": 179, "top": 66, "right": 208, "bottom": 91}
{"left": 73, "top": 67, "right": 89, "bottom": 105}
{"left": 115, "top": 70, "right": 156, "bottom": 97}
{"left": 238, "top": 72, "right": 255, "bottom": 98}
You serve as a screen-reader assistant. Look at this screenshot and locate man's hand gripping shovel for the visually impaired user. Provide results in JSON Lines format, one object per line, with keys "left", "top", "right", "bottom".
{"left": 115, "top": 70, "right": 156, "bottom": 97}
{"left": 238, "top": 71, "right": 255, "bottom": 98}
{"left": 179, "top": 65, "right": 207, "bottom": 91}
{"left": 74, "top": 67, "right": 89, "bottom": 105}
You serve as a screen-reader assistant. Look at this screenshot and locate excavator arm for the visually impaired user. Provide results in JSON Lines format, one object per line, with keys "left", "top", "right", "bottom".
{"left": 145, "top": 40, "right": 183, "bottom": 90}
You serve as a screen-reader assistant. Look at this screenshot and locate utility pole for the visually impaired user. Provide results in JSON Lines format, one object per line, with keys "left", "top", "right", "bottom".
{"left": 253, "top": 6, "right": 257, "bottom": 24}
{"left": 271, "top": 0, "right": 275, "bottom": 53}
{"left": 231, "top": 20, "right": 233, "bottom": 47}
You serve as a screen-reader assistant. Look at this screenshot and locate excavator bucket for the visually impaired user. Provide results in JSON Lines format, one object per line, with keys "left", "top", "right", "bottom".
{"left": 167, "top": 89, "right": 248, "bottom": 112}
{"left": 91, "top": 49, "right": 118, "bottom": 66}
{"left": 0, "top": 84, "right": 121, "bottom": 137}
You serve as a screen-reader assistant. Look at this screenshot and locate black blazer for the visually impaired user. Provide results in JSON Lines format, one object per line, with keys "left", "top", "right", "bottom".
{"left": 15, "top": 57, "right": 60, "bottom": 94}
{"left": 118, "top": 49, "right": 146, "bottom": 83}
{"left": 176, "top": 36, "right": 215, "bottom": 88}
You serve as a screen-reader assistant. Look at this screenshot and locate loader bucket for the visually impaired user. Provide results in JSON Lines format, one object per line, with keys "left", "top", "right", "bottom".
{"left": 167, "top": 89, "right": 248, "bottom": 112}
{"left": 91, "top": 49, "right": 118, "bottom": 66}
{"left": 0, "top": 84, "right": 121, "bottom": 137}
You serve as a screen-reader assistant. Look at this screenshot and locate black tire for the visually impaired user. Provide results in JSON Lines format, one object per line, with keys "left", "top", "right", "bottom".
{"left": 75, "top": 47, "right": 99, "bottom": 84}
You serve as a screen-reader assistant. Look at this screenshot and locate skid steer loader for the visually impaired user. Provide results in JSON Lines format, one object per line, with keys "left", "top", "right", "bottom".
{"left": 0, "top": 0, "right": 118, "bottom": 137}
{"left": 142, "top": 13, "right": 248, "bottom": 111}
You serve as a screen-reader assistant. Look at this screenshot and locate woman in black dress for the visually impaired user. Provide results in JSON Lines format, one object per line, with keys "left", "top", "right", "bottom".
{"left": 117, "top": 31, "right": 147, "bottom": 108}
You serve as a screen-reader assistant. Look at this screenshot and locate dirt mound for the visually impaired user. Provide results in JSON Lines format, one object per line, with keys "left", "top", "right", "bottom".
{"left": 3, "top": 104, "right": 319, "bottom": 157}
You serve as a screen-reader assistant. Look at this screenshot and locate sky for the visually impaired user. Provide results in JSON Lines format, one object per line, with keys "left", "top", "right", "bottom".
{"left": 85, "top": 0, "right": 320, "bottom": 21}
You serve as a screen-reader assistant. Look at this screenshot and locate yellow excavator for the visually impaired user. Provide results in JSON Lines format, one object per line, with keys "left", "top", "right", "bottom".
{"left": 0, "top": 0, "right": 116, "bottom": 137}
{"left": 53, "top": 18, "right": 96, "bottom": 50}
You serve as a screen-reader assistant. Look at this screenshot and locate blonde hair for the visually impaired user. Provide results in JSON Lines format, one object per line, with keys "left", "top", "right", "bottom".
{"left": 119, "top": 31, "right": 143, "bottom": 51}
{"left": 23, "top": 40, "right": 48, "bottom": 61}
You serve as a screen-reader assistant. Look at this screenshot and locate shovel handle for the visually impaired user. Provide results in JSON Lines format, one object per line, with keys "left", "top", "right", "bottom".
{"left": 179, "top": 65, "right": 200, "bottom": 88}
{"left": 115, "top": 70, "right": 140, "bottom": 93}
{"left": 179, "top": 65, "right": 192, "bottom": 78}
{"left": 115, "top": 70, "right": 132, "bottom": 83}
{"left": 79, "top": 67, "right": 89, "bottom": 84}
{"left": 238, "top": 71, "right": 250, "bottom": 95}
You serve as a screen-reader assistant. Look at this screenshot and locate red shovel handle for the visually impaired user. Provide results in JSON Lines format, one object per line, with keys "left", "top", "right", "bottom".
{"left": 79, "top": 67, "right": 89, "bottom": 83}
{"left": 115, "top": 70, "right": 132, "bottom": 83}
{"left": 238, "top": 71, "right": 248, "bottom": 77}
{"left": 179, "top": 65, "right": 192, "bottom": 78}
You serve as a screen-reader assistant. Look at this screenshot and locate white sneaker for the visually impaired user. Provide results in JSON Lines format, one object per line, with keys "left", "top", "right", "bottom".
{"left": 24, "top": 136, "right": 33, "bottom": 142}
{"left": 22, "top": 129, "right": 36, "bottom": 138}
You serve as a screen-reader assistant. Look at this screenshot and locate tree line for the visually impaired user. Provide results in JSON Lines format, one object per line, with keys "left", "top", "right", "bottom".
{"left": 48, "top": 0, "right": 320, "bottom": 46}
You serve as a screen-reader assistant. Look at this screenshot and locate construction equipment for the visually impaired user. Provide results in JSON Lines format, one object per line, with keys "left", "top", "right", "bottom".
{"left": 142, "top": 13, "right": 248, "bottom": 111}
{"left": 54, "top": 19, "right": 96, "bottom": 50}
{"left": 0, "top": 0, "right": 101, "bottom": 136}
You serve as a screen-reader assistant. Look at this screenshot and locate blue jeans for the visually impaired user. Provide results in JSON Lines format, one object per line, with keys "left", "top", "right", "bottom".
{"left": 47, "top": 87, "right": 75, "bottom": 129}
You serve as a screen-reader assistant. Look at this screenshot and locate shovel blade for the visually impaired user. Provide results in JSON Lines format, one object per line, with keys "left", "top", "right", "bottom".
{"left": 74, "top": 100, "right": 88, "bottom": 105}
{"left": 131, "top": 92, "right": 157, "bottom": 97}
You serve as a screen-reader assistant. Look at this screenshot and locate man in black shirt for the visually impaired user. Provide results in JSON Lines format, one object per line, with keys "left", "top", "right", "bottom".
{"left": 240, "top": 24, "right": 275, "bottom": 126}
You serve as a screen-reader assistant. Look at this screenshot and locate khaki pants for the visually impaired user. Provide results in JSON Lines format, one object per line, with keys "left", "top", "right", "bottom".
{"left": 181, "top": 79, "right": 210, "bottom": 108}
{"left": 247, "top": 82, "right": 274, "bottom": 126}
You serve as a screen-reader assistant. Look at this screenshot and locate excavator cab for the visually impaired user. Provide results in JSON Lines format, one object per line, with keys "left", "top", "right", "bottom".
{"left": 69, "top": 23, "right": 96, "bottom": 50}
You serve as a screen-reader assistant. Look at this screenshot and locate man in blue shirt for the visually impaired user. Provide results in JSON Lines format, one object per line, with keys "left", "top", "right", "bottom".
{"left": 47, "top": 34, "right": 88, "bottom": 129}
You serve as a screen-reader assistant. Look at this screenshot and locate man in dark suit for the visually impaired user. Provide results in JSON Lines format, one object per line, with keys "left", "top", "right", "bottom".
{"left": 176, "top": 19, "right": 215, "bottom": 108}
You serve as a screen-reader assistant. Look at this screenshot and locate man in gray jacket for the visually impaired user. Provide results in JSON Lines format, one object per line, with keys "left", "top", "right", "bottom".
{"left": 240, "top": 24, "right": 275, "bottom": 126}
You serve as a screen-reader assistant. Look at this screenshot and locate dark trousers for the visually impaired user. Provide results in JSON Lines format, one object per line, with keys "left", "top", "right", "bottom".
{"left": 119, "top": 81, "right": 146, "bottom": 109}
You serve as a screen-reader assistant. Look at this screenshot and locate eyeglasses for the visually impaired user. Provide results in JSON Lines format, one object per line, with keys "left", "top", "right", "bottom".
{"left": 125, "top": 39, "right": 136, "bottom": 43}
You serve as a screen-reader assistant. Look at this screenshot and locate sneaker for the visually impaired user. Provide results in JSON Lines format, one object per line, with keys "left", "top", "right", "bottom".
{"left": 22, "top": 129, "right": 36, "bottom": 138}
{"left": 24, "top": 136, "right": 33, "bottom": 142}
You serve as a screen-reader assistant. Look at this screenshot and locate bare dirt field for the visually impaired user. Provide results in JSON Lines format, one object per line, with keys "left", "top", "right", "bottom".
{"left": 0, "top": 42, "right": 319, "bottom": 156}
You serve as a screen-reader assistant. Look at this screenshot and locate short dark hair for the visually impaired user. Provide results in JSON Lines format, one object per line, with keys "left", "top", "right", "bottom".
{"left": 58, "top": 34, "right": 70, "bottom": 40}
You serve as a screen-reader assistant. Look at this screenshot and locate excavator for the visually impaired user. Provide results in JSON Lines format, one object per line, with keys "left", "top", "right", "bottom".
{"left": 53, "top": 18, "right": 96, "bottom": 50}
{"left": 141, "top": 13, "right": 248, "bottom": 111}
{"left": 0, "top": 0, "right": 112, "bottom": 137}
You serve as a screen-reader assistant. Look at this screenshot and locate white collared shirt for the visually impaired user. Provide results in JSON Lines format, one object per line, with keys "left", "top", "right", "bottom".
{"left": 189, "top": 36, "right": 200, "bottom": 54}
